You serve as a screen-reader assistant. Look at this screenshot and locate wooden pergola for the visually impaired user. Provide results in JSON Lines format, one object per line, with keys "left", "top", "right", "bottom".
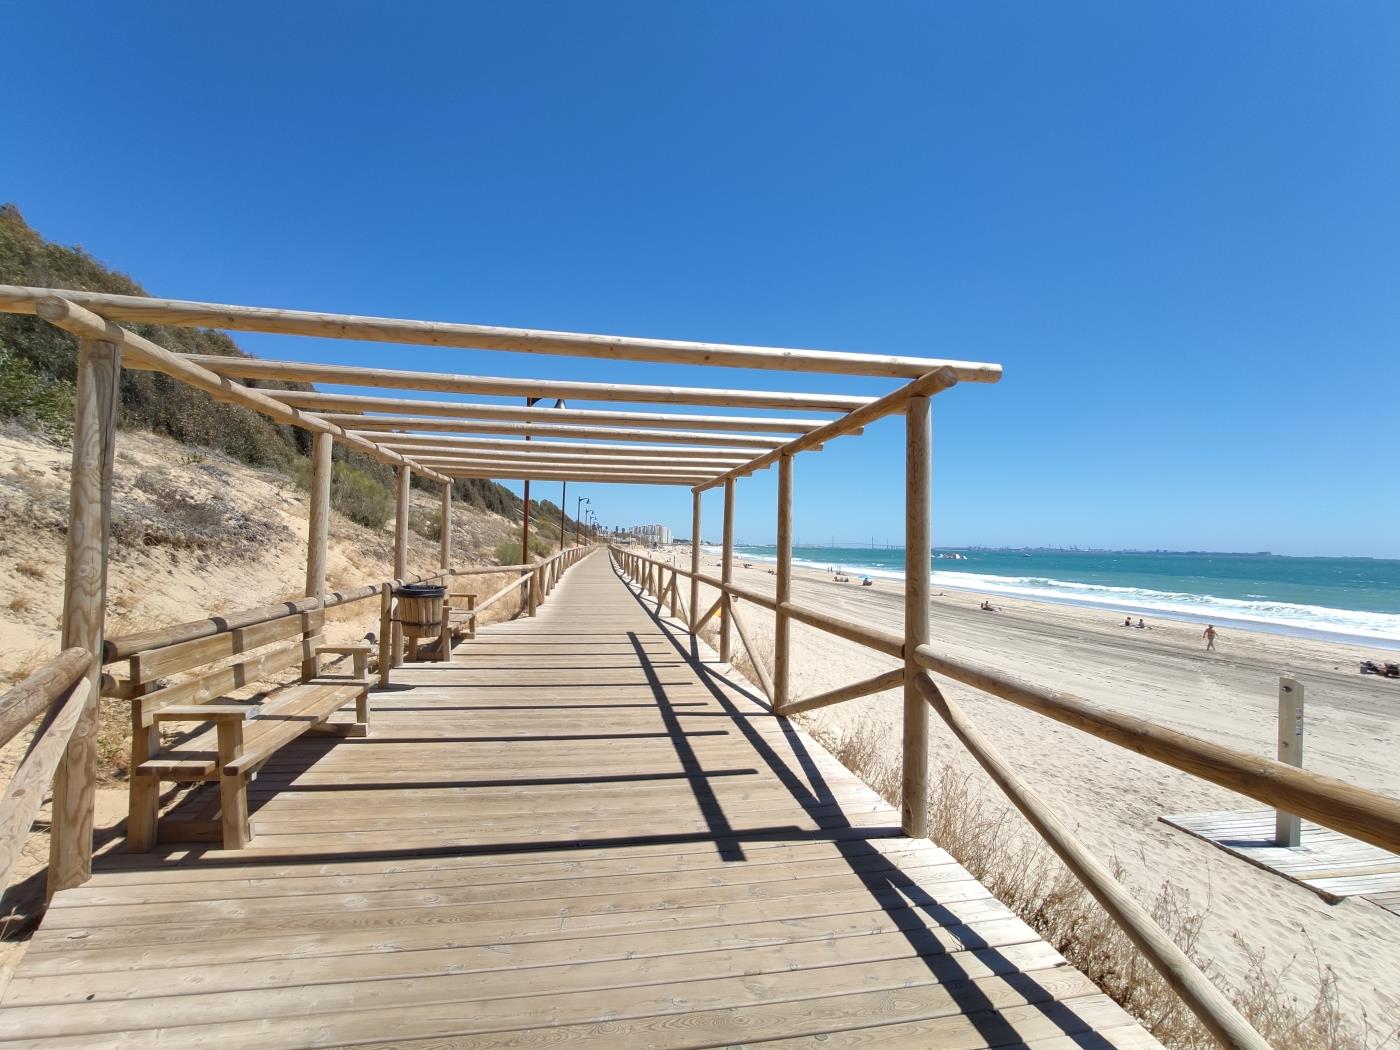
{"left": 8, "top": 283, "right": 1398, "bottom": 1048}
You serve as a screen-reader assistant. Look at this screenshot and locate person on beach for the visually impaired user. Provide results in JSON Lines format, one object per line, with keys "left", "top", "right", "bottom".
{"left": 1123, "top": 616, "right": 1132, "bottom": 627}
{"left": 1136, "top": 618, "right": 1146, "bottom": 629}
{"left": 1204, "top": 624, "right": 1217, "bottom": 651}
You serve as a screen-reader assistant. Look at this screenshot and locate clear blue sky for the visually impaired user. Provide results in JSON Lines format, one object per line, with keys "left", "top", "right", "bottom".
{"left": 5, "top": 3, "right": 1397, "bottom": 557}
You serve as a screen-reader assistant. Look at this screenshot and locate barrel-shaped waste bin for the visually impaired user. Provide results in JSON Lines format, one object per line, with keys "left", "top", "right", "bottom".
{"left": 394, "top": 583, "right": 447, "bottom": 651}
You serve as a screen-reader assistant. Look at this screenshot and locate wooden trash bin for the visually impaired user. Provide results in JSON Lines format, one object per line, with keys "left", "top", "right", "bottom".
{"left": 394, "top": 583, "right": 447, "bottom": 662}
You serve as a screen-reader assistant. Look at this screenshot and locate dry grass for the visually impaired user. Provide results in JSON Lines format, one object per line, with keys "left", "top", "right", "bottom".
{"left": 13, "top": 560, "right": 45, "bottom": 580}
{"left": 814, "top": 720, "right": 1389, "bottom": 1050}
{"left": 7, "top": 594, "right": 32, "bottom": 615}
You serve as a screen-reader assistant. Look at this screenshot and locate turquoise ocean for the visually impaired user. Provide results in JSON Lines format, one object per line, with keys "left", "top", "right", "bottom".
{"left": 721, "top": 545, "right": 1400, "bottom": 649}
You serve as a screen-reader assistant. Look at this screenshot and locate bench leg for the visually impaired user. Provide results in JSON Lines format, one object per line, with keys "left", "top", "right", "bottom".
{"left": 356, "top": 687, "right": 371, "bottom": 732}
{"left": 216, "top": 720, "right": 250, "bottom": 849}
{"left": 126, "top": 715, "right": 159, "bottom": 853}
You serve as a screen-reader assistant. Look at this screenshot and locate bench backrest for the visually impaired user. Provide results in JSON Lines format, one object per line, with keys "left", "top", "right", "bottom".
{"left": 117, "top": 609, "right": 325, "bottom": 726}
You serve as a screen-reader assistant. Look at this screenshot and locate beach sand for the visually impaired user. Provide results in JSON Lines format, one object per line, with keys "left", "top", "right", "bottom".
{"left": 643, "top": 545, "right": 1400, "bottom": 1028}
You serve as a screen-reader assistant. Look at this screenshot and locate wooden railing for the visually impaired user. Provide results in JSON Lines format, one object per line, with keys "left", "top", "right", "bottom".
{"left": 0, "top": 548, "right": 597, "bottom": 903}
{"left": 611, "top": 544, "right": 1400, "bottom": 1050}
{"left": 0, "top": 648, "right": 93, "bottom": 896}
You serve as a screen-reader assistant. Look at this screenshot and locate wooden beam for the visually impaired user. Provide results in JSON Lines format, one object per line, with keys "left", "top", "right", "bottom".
{"left": 303, "top": 431, "right": 333, "bottom": 679}
{"left": 902, "top": 394, "right": 931, "bottom": 838}
{"left": 914, "top": 674, "right": 1268, "bottom": 1050}
{"left": 689, "top": 492, "right": 701, "bottom": 634}
{"left": 406, "top": 453, "right": 733, "bottom": 473}
{"left": 49, "top": 336, "right": 120, "bottom": 895}
{"left": 263, "top": 391, "right": 831, "bottom": 433}
{"left": 392, "top": 465, "right": 410, "bottom": 665}
{"left": 305, "top": 433, "right": 332, "bottom": 600}
{"left": 911, "top": 643, "right": 1400, "bottom": 856}
{"left": 371, "top": 435, "right": 753, "bottom": 461}
{"left": 720, "top": 479, "right": 735, "bottom": 664}
{"left": 784, "top": 667, "right": 905, "bottom": 716}
{"left": 727, "top": 596, "right": 773, "bottom": 701}
{"left": 27, "top": 297, "right": 450, "bottom": 484}
{"left": 440, "top": 468, "right": 707, "bottom": 486}
{"left": 0, "top": 285, "right": 1005, "bottom": 381}
{"left": 696, "top": 366, "right": 960, "bottom": 491}
{"left": 773, "top": 453, "right": 793, "bottom": 715}
{"left": 440, "top": 482, "right": 452, "bottom": 571}
{"left": 338, "top": 416, "right": 787, "bottom": 448}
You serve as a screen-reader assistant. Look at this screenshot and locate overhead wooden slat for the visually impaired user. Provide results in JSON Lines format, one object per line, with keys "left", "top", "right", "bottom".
{"left": 24, "top": 297, "right": 450, "bottom": 484}
{"left": 0, "top": 285, "right": 1004, "bottom": 382}
{"left": 261, "top": 391, "right": 829, "bottom": 433}
{"left": 168, "top": 356, "right": 872, "bottom": 412}
{"left": 376, "top": 449, "right": 739, "bottom": 470}
{"left": 370, "top": 435, "right": 754, "bottom": 460}
{"left": 341, "top": 418, "right": 787, "bottom": 448}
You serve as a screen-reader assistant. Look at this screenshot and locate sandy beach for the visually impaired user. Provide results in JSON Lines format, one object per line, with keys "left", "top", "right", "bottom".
{"left": 641, "top": 544, "right": 1400, "bottom": 1028}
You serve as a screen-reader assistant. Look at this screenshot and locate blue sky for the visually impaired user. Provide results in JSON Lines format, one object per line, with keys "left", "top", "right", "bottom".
{"left": 5, "top": 3, "right": 1398, "bottom": 557}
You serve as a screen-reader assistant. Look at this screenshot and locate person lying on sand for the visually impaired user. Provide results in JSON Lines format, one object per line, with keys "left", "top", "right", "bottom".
{"left": 980, "top": 600, "right": 998, "bottom": 612}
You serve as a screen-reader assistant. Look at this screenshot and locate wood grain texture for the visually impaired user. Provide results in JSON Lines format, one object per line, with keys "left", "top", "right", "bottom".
{"left": 267, "top": 390, "right": 830, "bottom": 432}
{"left": 0, "top": 648, "right": 90, "bottom": 750}
{"left": 0, "top": 678, "right": 90, "bottom": 893}
{"left": 0, "top": 284, "right": 1003, "bottom": 381}
{"left": 48, "top": 337, "right": 119, "bottom": 895}
{"left": 903, "top": 394, "right": 931, "bottom": 838}
{"left": 6, "top": 552, "right": 1142, "bottom": 1050}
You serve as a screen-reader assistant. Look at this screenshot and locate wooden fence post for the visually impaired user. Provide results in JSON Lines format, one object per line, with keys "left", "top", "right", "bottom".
{"left": 49, "top": 337, "right": 120, "bottom": 895}
{"left": 1276, "top": 677, "right": 1304, "bottom": 846}
{"left": 774, "top": 453, "right": 793, "bottom": 715}
{"left": 303, "top": 432, "right": 332, "bottom": 678}
{"left": 902, "top": 395, "right": 931, "bottom": 837}
{"left": 440, "top": 480, "right": 452, "bottom": 572}
{"left": 720, "top": 478, "right": 735, "bottom": 662}
{"left": 378, "top": 583, "right": 393, "bottom": 687}
{"left": 689, "top": 491, "right": 702, "bottom": 634}
{"left": 392, "top": 465, "right": 410, "bottom": 665}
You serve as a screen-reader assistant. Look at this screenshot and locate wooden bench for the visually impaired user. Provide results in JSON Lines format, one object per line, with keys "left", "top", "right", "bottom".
{"left": 116, "top": 607, "right": 371, "bottom": 851}
{"left": 445, "top": 586, "right": 477, "bottom": 641}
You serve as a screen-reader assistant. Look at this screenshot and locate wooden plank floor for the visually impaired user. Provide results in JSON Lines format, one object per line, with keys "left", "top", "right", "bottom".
{"left": 2, "top": 552, "right": 1157, "bottom": 1049}
{"left": 1161, "top": 809, "right": 1400, "bottom": 902}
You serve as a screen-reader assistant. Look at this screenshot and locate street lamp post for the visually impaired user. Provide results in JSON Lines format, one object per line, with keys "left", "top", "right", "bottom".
{"left": 575, "top": 496, "right": 590, "bottom": 547}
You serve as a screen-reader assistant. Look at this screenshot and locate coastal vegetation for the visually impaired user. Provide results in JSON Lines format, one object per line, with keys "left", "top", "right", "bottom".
{"left": 0, "top": 204, "right": 581, "bottom": 546}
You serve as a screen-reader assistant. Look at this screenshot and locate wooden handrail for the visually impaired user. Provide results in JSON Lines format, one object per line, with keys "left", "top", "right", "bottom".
{"left": 101, "top": 552, "right": 595, "bottom": 666}
{"left": 915, "top": 673, "right": 1268, "bottom": 1050}
{"left": 610, "top": 545, "right": 1400, "bottom": 856}
{"left": 0, "top": 648, "right": 91, "bottom": 749}
{"left": 0, "top": 653, "right": 93, "bottom": 893}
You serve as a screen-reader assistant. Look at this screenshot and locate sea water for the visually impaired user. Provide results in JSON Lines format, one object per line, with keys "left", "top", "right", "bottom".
{"left": 717, "top": 545, "right": 1400, "bottom": 649}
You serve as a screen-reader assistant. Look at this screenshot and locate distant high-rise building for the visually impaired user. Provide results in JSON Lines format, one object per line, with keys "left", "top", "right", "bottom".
{"left": 632, "top": 524, "right": 673, "bottom": 546}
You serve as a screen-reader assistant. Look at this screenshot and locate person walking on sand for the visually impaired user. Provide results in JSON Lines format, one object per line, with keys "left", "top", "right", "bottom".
{"left": 1203, "top": 624, "right": 1217, "bottom": 651}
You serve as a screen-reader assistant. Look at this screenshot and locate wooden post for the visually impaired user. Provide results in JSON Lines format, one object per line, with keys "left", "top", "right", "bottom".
{"left": 392, "top": 465, "right": 410, "bottom": 665}
{"left": 303, "top": 432, "right": 332, "bottom": 679}
{"left": 720, "top": 478, "right": 735, "bottom": 662}
{"left": 439, "top": 480, "right": 452, "bottom": 572}
{"left": 902, "top": 395, "right": 931, "bottom": 837}
{"left": 560, "top": 481, "right": 567, "bottom": 549}
{"left": 689, "top": 491, "right": 701, "bottom": 634}
{"left": 49, "top": 337, "right": 120, "bottom": 894}
{"left": 1276, "top": 677, "right": 1304, "bottom": 846}
{"left": 378, "top": 583, "right": 392, "bottom": 687}
{"left": 773, "top": 453, "right": 793, "bottom": 715}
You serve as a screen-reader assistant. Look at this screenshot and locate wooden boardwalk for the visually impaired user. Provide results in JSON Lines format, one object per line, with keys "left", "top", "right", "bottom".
{"left": 2, "top": 553, "right": 1156, "bottom": 1049}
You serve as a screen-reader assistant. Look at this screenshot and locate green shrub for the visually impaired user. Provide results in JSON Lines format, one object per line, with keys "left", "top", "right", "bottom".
{"left": 331, "top": 461, "right": 394, "bottom": 529}
{"left": 0, "top": 348, "right": 73, "bottom": 436}
{"left": 494, "top": 536, "right": 551, "bottom": 565}
{"left": 410, "top": 507, "right": 441, "bottom": 541}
